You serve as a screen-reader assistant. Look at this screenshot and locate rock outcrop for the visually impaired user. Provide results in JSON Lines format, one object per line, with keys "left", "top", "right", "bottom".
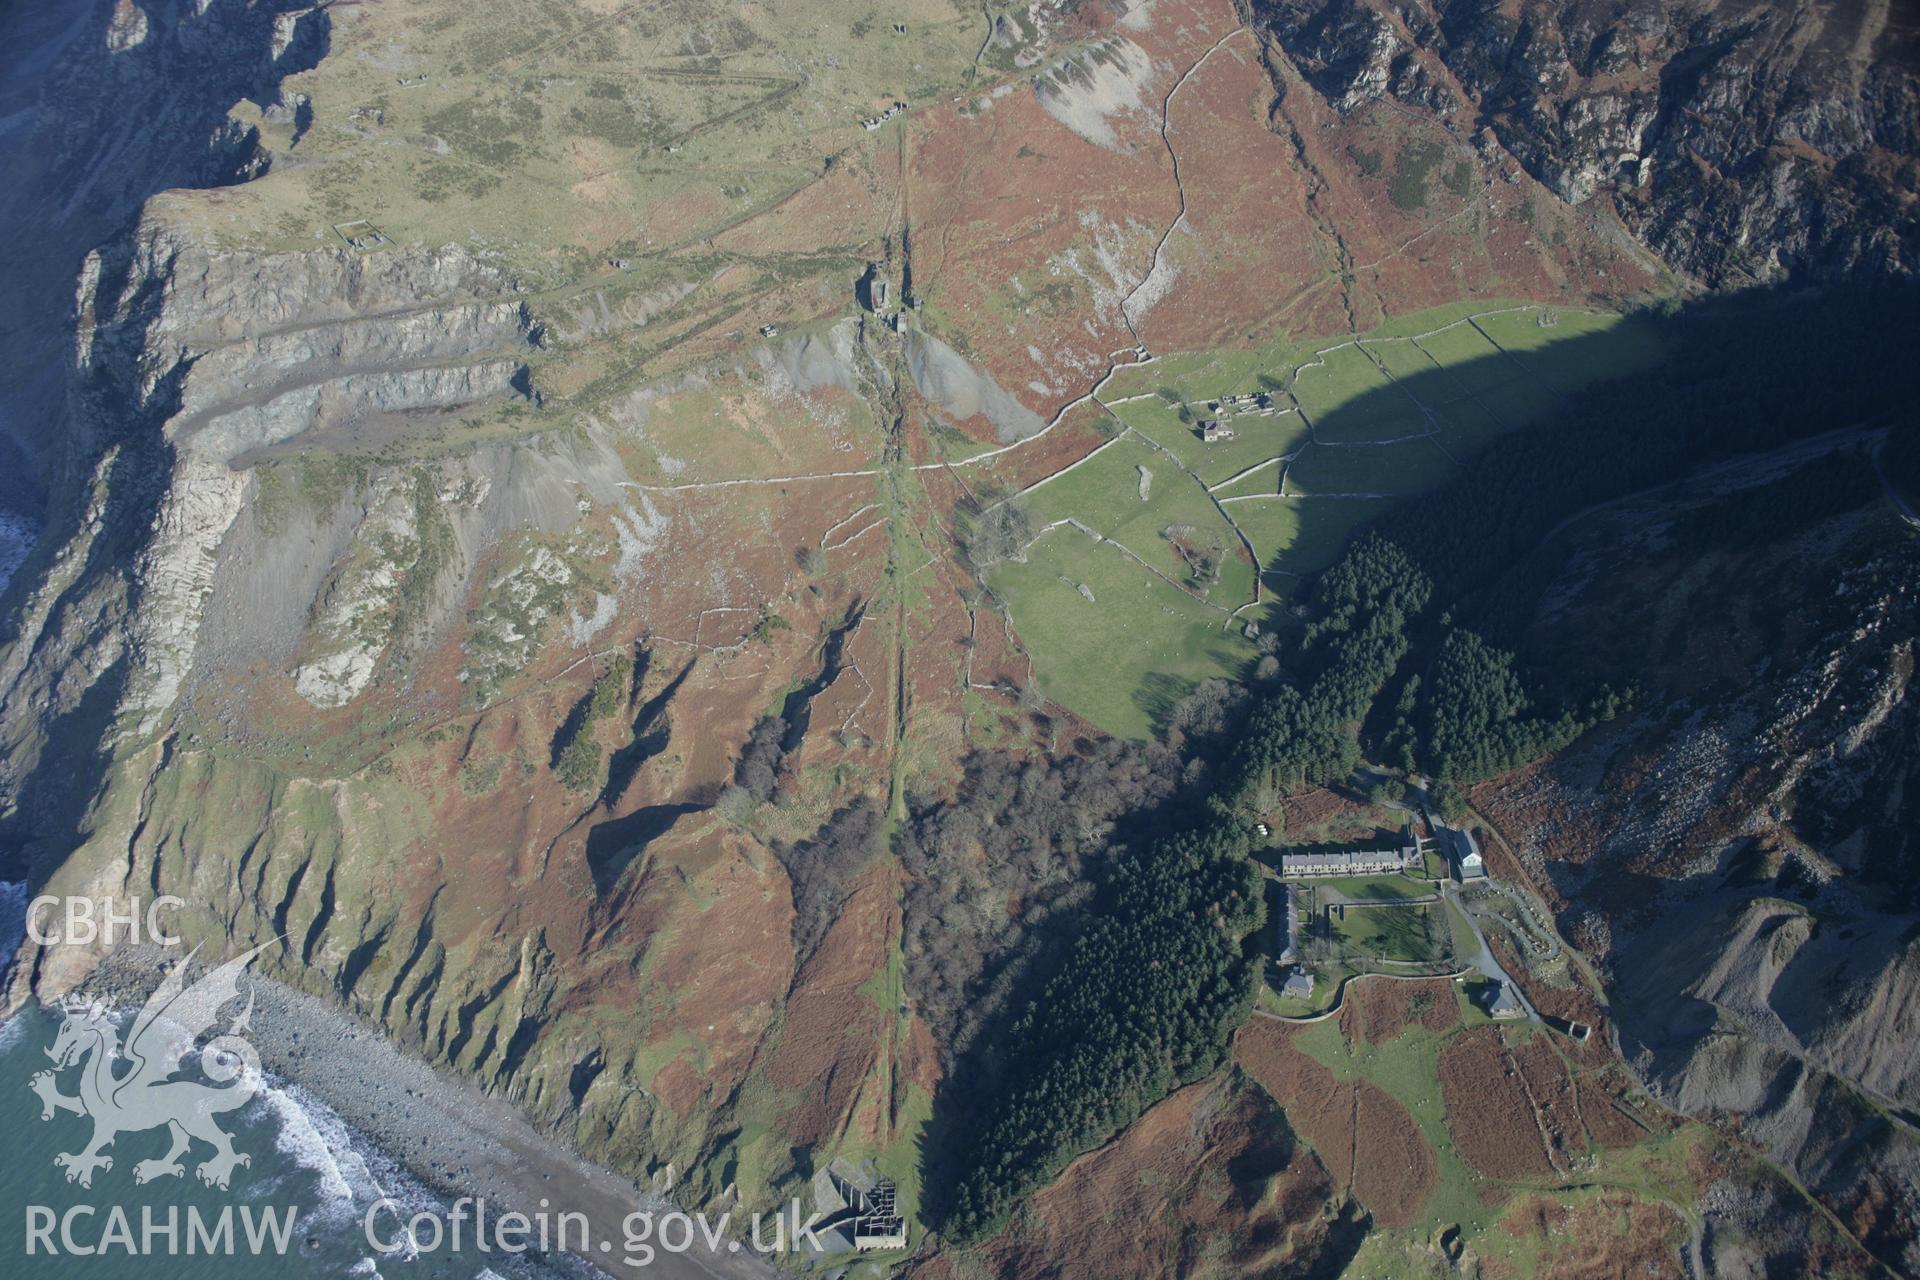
{"left": 0, "top": 0, "right": 331, "bottom": 508}
{"left": 1253, "top": 0, "right": 1920, "bottom": 284}
{"left": 63, "top": 222, "right": 537, "bottom": 733}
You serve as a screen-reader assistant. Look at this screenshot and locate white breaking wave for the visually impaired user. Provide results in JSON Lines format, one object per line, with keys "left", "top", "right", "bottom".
{"left": 0, "top": 513, "right": 36, "bottom": 596}
{"left": 261, "top": 1080, "right": 439, "bottom": 1276}
{"left": 265, "top": 1084, "right": 363, "bottom": 1212}
{"left": 0, "top": 1003, "right": 29, "bottom": 1054}
{"left": 0, "top": 879, "right": 28, "bottom": 991}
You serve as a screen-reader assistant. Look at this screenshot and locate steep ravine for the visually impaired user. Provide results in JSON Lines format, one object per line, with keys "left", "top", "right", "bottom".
{"left": 0, "top": 0, "right": 759, "bottom": 1213}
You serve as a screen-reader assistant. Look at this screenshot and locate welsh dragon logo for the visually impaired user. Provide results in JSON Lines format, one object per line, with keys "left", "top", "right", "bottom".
{"left": 29, "top": 942, "right": 273, "bottom": 1190}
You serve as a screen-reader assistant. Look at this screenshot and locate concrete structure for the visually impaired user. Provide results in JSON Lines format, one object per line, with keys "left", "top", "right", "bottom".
{"left": 816, "top": 1159, "right": 906, "bottom": 1252}
{"left": 858, "top": 263, "right": 891, "bottom": 313}
{"left": 332, "top": 219, "right": 387, "bottom": 251}
{"left": 850, "top": 1181, "right": 906, "bottom": 1250}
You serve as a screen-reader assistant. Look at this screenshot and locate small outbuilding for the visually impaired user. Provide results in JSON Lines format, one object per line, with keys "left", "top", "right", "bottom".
{"left": 858, "top": 263, "right": 889, "bottom": 312}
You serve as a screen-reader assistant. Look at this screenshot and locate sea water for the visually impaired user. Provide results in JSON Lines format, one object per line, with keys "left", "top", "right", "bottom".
{"left": 0, "top": 900, "right": 585, "bottom": 1280}
{"left": 0, "top": 511, "right": 36, "bottom": 596}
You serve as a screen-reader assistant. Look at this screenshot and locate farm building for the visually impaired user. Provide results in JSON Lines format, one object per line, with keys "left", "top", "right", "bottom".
{"left": 1199, "top": 419, "right": 1235, "bottom": 443}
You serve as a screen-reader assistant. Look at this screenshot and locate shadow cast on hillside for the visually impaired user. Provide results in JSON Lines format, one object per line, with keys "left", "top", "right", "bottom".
{"left": 1250, "top": 285, "right": 1920, "bottom": 647}
{"left": 1241, "top": 305, "right": 1613, "bottom": 626}
{"left": 915, "top": 281, "right": 1920, "bottom": 1252}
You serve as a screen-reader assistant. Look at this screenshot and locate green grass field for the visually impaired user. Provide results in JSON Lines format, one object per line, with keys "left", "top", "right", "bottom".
{"left": 1311, "top": 875, "right": 1431, "bottom": 901}
{"left": 1368, "top": 336, "right": 1447, "bottom": 384}
{"left": 1108, "top": 396, "right": 1312, "bottom": 487}
{"left": 1332, "top": 902, "right": 1448, "bottom": 963}
{"left": 989, "top": 525, "right": 1255, "bottom": 740}
{"left": 1288, "top": 438, "right": 1457, "bottom": 495}
{"left": 1211, "top": 461, "right": 1287, "bottom": 500}
{"left": 1022, "top": 434, "right": 1254, "bottom": 602}
{"left": 1473, "top": 308, "right": 1667, "bottom": 393}
{"left": 1224, "top": 496, "right": 1389, "bottom": 577}
{"left": 1291, "top": 344, "right": 1398, "bottom": 421}
{"left": 995, "top": 301, "right": 1667, "bottom": 738}
{"left": 1427, "top": 395, "right": 1512, "bottom": 457}
{"left": 1411, "top": 322, "right": 1513, "bottom": 395}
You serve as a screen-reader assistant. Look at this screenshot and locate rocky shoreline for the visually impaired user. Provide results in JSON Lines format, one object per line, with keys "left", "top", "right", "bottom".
{"left": 17, "top": 943, "right": 777, "bottom": 1280}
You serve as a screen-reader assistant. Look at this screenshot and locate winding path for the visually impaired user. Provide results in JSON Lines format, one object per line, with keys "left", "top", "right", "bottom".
{"left": 1251, "top": 967, "right": 1469, "bottom": 1026}
{"left": 1441, "top": 882, "right": 1540, "bottom": 1023}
